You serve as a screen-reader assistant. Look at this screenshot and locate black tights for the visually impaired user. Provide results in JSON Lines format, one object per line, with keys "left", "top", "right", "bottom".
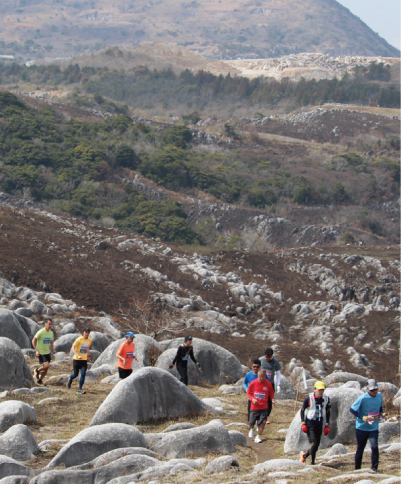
{"left": 304, "top": 425, "right": 322, "bottom": 464}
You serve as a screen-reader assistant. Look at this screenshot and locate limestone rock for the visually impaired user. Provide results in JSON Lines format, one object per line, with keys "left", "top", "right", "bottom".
{"left": 85, "top": 364, "right": 117, "bottom": 383}
{"left": 378, "top": 422, "right": 401, "bottom": 444}
{"left": 88, "top": 331, "right": 111, "bottom": 353}
{"left": 204, "top": 455, "right": 239, "bottom": 474}
{"left": 228, "top": 430, "right": 247, "bottom": 447}
{"left": 47, "top": 423, "right": 146, "bottom": 468}
{"left": 0, "top": 311, "right": 31, "bottom": 349}
{"left": 90, "top": 368, "right": 208, "bottom": 426}
{"left": 274, "top": 375, "right": 296, "bottom": 400}
{"left": 53, "top": 334, "right": 77, "bottom": 353}
{"left": 254, "top": 459, "right": 305, "bottom": 473}
{"left": 325, "top": 372, "right": 368, "bottom": 387}
{"left": 71, "top": 447, "right": 159, "bottom": 470}
{"left": 0, "top": 338, "right": 34, "bottom": 390}
{"left": 324, "top": 443, "right": 348, "bottom": 456}
{"left": 0, "top": 455, "right": 34, "bottom": 480}
{"left": 32, "top": 454, "right": 160, "bottom": 484}
{"left": 145, "top": 419, "right": 235, "bottom": 459}
{"left": 59, "top": 323, "right": 78, "bottom": 336}
{"left": 0, "top": 425, "right": 39, "bottom": 461}
{"left": 160, "top": 337, "right": 242, "bottom": 384}
{"left": 0, "top": 401, "right": 37, "bottom": 432}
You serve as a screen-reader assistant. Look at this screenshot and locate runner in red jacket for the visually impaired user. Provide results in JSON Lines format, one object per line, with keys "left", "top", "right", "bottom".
{"left": 246, "top": 369, "right": 275, "bottom": 443}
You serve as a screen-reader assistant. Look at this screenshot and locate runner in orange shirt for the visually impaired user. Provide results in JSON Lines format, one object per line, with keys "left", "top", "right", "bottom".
{"left": 116, "top": 332, "right": 138, "bottom": 379}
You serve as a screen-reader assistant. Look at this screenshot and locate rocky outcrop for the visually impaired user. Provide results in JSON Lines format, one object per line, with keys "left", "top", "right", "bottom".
{"left": 90, "top": 368, "right": 208, "bottom": 426}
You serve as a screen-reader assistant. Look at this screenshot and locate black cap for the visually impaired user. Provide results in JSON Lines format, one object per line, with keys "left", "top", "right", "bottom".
{"left": 184, "top": 335, "right": 193, "bottom": 342}
{"left": 82, "top": 327, "right": 91, "bottom": 333}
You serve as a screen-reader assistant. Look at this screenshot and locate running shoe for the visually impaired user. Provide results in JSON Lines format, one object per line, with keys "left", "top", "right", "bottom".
{"left": 254, "top": 435, "right": 262, "bottom": 443}
{"left": 37, "top": 379, "right": 43, "bottom": 385}
{"left": 77, "top": 389, "right": 86, "bottom": 394}
{"left": 66, "top": 379, "right": 72, "bottom": 389}
{"left": 248, "top": 428, "right": 255, "bottom": 438}
{"left": 299, "top": 451, "right": 307, "bottom": 463}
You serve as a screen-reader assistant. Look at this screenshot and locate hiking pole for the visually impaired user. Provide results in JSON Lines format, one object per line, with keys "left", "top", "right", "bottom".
{"left": 294, "top": 371, "right": 303, "bottom": 413}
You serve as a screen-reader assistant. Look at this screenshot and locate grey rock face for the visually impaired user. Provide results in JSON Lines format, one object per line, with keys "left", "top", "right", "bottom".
{"left": 228, "top": 430, "right": 247, "bottom": 447}
{"left": 88, "top": 332, "right": 111, "bottom": 353}
{"left": 156, "top": 348, "right": 199, "bottom": 385}
{"left": 377, "top": 382, "right": 399, "bottom": 398}
{"left": 0, "top": 425, "right": 39, "bottom": 461}
{"left": 0, "top": 279, "right": 15, "bottom": 299}
{"left": 12, "top": 315, "right": 39, "bottom": 344}
{"left": 254, "top": 458, "right": 305, "bottom": 473}
{"left": 325, "top": 372, "right": 369, "bottom": 387}
{"left": 204, "top": 455, "right": 239, "bottom": 474}
{"left": 324, "top": 443, "right": 348, "bottom": 456}
{"left": 0, "top": 455, "right": 33, "bottom": 480}
{"left": 289, "top": 367, "right": 312, "bottom": 386}
{"left": 93, "top": 317, "right": 123, "bottom": 340}
{"left": 8, "top": 301, "right": 24, "bottom": 311}
{"left": 276, "top": 375, "right": 296, "bottom": 400}
{"left": 71, "top": 447, "right": 159, "bottom": 470}
{"left": 47, "top": 423, "right": 146, "bottom": 469}
{"left": 53, "top": 334, "right": 77, "bottom": 353}
{"left": 145, "top": 419, "right": 235, "bottom": 459}
{"left": 0, "top": 311, "right": 31, "bottom": 349}
{"left": 85, "top": 365, "right": 117, "bottom": 383}
{"left": 162, "top": 423, "right": 196, "bottom": 433}
{"left": 59, "top": 323, "right": 78, "bottom": 336}
{"left": 14, "top": 309, "right": 33, "bottom": 318}
{"left": 31, "top": 454, "right": 160, "bottom": 484}
{"left": 284, "top": 387, "right": 363, "bottom": 452}
{"left": 160, "top": 338, "right": 242, "bottom": 384}
{"left": 93, "top": 335, "right": 162, "bottom": 370}
{"left": 90, "top": 367, "right": 208, "bottom": 426}
{"left": 378, "top": 422, "right": 401, "bottom": 444}
{"left": 0, "top": 338, "right": 34, "bottom": 390}
{"left": 29, "top": 300, "right": 47, "bottom": 315}
{"left": 0, "top": 401, "right": 37, "bottom": 432}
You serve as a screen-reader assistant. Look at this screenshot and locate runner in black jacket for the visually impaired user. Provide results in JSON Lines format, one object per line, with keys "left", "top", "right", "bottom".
{"left": 169, "top": 335, "right": 201, "bottom": 385}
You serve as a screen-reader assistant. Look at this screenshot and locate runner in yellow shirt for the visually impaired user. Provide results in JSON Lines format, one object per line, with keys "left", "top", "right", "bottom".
{"left": 67, "top": 327, "right": 92, "bottom": 394}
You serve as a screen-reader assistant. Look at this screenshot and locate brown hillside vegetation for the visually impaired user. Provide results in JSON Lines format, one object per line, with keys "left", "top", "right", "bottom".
{"left": 0, "top": 0, "right": 399, "bottom": 60}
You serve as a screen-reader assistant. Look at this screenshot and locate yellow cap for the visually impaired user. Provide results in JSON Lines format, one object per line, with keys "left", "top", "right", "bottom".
{"left": 314, "top": 381, "right": 326, "bottom": 390}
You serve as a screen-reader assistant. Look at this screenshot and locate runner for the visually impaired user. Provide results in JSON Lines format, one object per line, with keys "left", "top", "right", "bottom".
{"left": 259, "top": 347, "right": 281, "bottom": 423}
{"left": 299, "top": 381, "right": 331, "bottom": 465}
{"left": 169, "top": 335, "right": 201, "bottom": 386}
{"left": 116, "top": 332, "right": 138, "bottom": 379}
{"left": 243, "top": 359, "right": 261, "bottom": 421}
{"left": 67, "top": 327, "right": 92, "bottom": 394}
{"left": 350, "top": 379, "right": 385, "bottom": 472}
{"left": 32, "top": 318, "right": 56, "bottom": 385}
{"left": 246, "top": 369, "right": 275, "bottom": 443}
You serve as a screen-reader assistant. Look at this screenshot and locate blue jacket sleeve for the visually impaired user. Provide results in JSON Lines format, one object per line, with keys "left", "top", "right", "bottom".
{"left": 350, "top": 407, "right": 363, "bottom": 419}
{"left": 243, "top": 374, "right": 249, "bottom": 391}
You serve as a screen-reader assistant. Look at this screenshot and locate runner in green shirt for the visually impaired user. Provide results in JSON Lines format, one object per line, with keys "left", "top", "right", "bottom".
{"left": 32, "top": 318, "right": 55, "bottom": 385}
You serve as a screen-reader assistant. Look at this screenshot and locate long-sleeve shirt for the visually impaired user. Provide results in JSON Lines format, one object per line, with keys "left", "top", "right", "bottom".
{"left": 300, "top": 395, "right": 331, "bottom": 426}
{"left": 350, "top": 392, "right": 383, "bottom": 431}
{"left": 243, "top": 371, "right": 258, "bottom": 391}
{"left": 247, "top": 378, "right": 274, "bottom": 411}
{"left": 172, "top": 344, "right": 197, "bottom": 366}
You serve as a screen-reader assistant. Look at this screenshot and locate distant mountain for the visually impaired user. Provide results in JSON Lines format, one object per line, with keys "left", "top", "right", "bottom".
{"left": 0, "top": 0, "right": 399, "bottom": 60}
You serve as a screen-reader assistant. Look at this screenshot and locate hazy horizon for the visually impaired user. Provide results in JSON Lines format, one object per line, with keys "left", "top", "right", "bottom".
{"left": 337, "top": 0, "right": 400, "bottom": 51}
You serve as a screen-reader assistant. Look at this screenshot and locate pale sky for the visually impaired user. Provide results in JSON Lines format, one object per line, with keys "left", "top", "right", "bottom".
{"left": 336, "top": 0, "right": 400, "bottom": 51}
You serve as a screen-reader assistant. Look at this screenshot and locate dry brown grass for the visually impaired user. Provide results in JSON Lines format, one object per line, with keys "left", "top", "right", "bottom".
{"left": 8, "top": 357, "right": 401, "bottom": 482}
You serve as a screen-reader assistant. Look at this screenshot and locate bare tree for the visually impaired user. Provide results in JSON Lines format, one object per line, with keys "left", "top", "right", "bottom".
{"left": 118, "top": 297, "right": 184, "bottom": 340}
